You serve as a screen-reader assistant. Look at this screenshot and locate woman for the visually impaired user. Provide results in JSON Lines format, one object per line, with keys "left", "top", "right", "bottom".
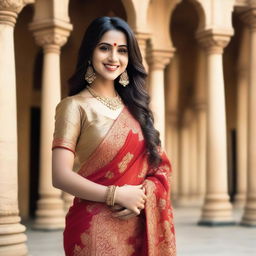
{"left": 52, "top": 16, "right": 176, "bottom": 256}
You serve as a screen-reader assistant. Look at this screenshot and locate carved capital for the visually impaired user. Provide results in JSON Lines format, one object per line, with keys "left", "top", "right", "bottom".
{"left": 0, "top": 0, "right": 23, "bottom": 12}
{"left": 0, "top": 0, "right": 33, "bottom": 25}
{"left": 146, "top": 48, "right": 175, "bottom": 70}
{"left": 135, "top": 32, "right": 150, "bottom": 45}
{"left": 29, "top": 20, "right": 73, "bottom": 53}
{"left": 0, "top": 10, "right": 17, "bottom": 26}
{"left": 241, "top": 8, "right": 256, "bottom": 31}
{"left": 34, "top": 32, "right": 68, "bottom": 53}
{"left": 0, "top": 0, "right": 27, "bottom": 26}
{"left": 196, "top": 29, "right": 233, "bottom": 55}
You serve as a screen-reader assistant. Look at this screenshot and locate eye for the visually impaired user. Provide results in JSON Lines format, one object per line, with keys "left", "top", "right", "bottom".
{"left": 118, "top": 48, "right": 128, "bottom": 54}
{"left": 99, "top": 45, "right": 110, "bottom": 51}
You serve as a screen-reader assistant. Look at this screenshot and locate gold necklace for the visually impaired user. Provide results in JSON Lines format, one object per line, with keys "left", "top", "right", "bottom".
{"left": 87, "top": 86, "right": 123, "bottom": 110}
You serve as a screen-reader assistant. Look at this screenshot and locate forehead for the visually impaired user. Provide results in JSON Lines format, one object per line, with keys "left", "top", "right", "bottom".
{"left": 99, "top": 30, "right": 127, "bottom": 45}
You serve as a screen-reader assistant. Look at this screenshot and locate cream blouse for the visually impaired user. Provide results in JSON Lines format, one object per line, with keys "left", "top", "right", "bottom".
{"left": 52, "top": 89, "right": 124, "bottom": 171}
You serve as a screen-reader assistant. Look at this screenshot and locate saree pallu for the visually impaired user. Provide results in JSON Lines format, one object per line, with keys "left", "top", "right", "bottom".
{"left": 63, "top": 107, "right": 176, "bottom": 256}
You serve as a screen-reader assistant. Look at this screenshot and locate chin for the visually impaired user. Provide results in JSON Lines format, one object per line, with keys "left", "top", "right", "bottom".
{"left": 99, "top": 73, "right": 121, "bottom": 82}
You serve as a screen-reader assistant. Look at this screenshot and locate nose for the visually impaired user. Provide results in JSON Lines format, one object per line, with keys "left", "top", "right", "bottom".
{"left": 109, "top": 48, "right": 118, "bottom": 62}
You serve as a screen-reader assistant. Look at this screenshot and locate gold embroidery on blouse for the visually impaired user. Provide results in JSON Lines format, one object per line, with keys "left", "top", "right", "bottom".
{"left": 118, "top": 152, "right": 134, "bottom": 173}
{"left": 105, "top": 170, "right": 114, "bottom": 179}
{"left": 138, "top": 159, "right": 148, "bottom": 178}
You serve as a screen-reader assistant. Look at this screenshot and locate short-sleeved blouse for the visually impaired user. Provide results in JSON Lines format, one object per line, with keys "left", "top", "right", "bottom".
{"left": 52, "top": 90, "right": 124, "bottom": 171}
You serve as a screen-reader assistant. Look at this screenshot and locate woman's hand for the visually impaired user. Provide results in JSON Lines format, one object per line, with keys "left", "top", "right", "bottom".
{"left": 110, "top": 204, "right": 138, "bottom": 220}
{"left": 114, "top": 184, "right": 146, "bottom": 215}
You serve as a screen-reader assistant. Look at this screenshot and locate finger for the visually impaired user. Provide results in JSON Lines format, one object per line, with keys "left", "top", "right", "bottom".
{"left": 132, "top": 207, "right": 140, "bottom": 215}
{"left": 112, "top": 209, "right": 131, "bottom": 218}
{"left": 138, "top": 203, "right": 144, "bottom": 209}
{"left": 140, "top": 201, "right": 145, "bottom": 207}
{"left": 119, "top": 213, "right": 136, "bottom": 220}
{"left": 110, "top": 204, "right": 124, "bottom": 211}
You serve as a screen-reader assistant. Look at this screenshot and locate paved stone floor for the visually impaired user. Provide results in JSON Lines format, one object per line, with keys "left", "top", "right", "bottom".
{"left": 24, "top": 207, "right": 256, "bottom": 256}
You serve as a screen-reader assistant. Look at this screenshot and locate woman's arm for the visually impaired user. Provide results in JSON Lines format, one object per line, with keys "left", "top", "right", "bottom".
{"left": 52, "top": 148, "right": 108, "bottom": 202}
{"left": 52, "top": 148, "right": 146, "bottom": 214}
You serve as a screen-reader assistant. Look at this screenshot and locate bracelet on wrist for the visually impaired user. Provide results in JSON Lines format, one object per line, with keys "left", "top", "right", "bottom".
{"left": 106, "top": 185, "right": 118, "bottom": 206}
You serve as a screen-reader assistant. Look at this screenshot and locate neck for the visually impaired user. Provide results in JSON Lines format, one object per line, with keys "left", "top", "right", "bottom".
{"left": 89, "top": 77, "right": 116, "bottom": 98}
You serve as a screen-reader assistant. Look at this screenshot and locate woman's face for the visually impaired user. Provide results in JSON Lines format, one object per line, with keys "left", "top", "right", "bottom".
{"left": 92, "top": 30, "right": 128, "bottom": 82}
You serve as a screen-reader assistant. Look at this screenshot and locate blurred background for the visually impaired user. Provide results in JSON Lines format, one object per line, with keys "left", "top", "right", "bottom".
{"left": 0, "top": 0, "right": 256, "bottom": 255}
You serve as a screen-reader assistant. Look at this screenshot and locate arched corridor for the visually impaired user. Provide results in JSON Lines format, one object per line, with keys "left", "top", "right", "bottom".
{"left": 0, "top": 0, "right": 256, "bottom": 254}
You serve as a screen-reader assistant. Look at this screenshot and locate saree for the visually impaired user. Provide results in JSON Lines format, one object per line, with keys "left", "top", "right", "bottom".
{"left": 53, "top": 104, "right": 176, "bottom": 256}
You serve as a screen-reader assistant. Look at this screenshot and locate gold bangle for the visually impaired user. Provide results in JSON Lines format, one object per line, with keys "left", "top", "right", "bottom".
{"left": 110, "top": 186, "right": 117, "bottom": 206}
{"left": 106, "top": 186, "right": 112, "bottom": 206}
{"left": 106, "top": 185, "right": 117, "bottom": 206}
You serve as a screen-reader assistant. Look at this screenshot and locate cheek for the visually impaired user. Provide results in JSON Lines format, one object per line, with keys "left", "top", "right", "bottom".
{"left": 120, "top": 56, "right": 128, "bottom": 68}
{"left": 92, "top": 49, "right": 107, "bottom": 63}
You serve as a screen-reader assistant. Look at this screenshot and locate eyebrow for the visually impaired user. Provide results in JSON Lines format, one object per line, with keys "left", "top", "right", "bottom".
{"left": 98, "top": 42, "right": 128, "bottom": 48}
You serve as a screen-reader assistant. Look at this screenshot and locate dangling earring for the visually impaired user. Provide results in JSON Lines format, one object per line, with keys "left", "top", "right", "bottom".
{"left": 85, "top": 60, "right": 96, "bottom": 84}
{"left": 119, "top": 70, "right": 129, "bottom": 87}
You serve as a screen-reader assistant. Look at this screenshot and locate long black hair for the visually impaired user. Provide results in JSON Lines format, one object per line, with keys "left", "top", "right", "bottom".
{"left": 68, "top": 16, "right": 161, "bottom": 167}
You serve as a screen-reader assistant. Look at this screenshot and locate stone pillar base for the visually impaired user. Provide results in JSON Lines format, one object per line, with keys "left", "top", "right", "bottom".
{"left": 241, "top": 197, "right": 256, "bottom": 227}
{"left": 0, "top": 244, "right": 28, "bottom": 256}
{"left": 33, "top": 197, "right": 65, "bottom": 230}
{"left": 0, "top": 222, "right": 28, "bottom": 256}
{"left": 234, "top": 193, "right": 246, "bottom": 208}
{"left": 198, "top": 194, "right": 235, "bottom": 226}
{"left": 198, "top": 220, "right": 235, "bottom": 226}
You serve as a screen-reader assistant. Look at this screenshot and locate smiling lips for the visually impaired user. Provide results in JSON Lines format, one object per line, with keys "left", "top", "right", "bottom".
{"left": 104, "top": 64, "right": 119, "bottom": 71}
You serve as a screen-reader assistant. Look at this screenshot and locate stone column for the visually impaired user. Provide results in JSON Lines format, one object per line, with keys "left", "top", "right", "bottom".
{"left": 166, "top": 111, "right": 179, "bottom": 201}
{"left": 177, "top": 109, "right": 192, "bottom": 206}
{"left": 234, "top": 28, "right": 249, "bottom": 207}
{"left": 29, "top": 22, "right": 72, "bottom": 229}
{"left": 241, "top": 9, "right": 256, "bottom": 226}
{"left": 194, "top": 48, "right": 207, "bottom": 204}
{"left": 196, "top": 30, "right": 234, "bottom": 225}
{"left": 165, "top": 56, "right": 179, "bottom": 202}
{"left": 146, "top": 49, "right": 174, "bottom": 149}
{"left": 0, "top": 1, "right": 28, "bottom": 255}
{"left": 135, "top": 32, "right": 150, "bottom": 72}
{"left": 189, "top": 112, "right": 199, "bottom": 204}
{"left": 194, "top": 102, "right": 206, "bottom": 203}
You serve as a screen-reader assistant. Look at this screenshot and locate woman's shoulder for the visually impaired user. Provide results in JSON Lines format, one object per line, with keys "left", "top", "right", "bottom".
{"left": 56, "top": 95, "right": 79, "bottom": 111}
{"left": 57, "top": 90, "right": 92, "bottom": 108}
{"left": 56, "top": 91, "right": 96, "bottom": 123}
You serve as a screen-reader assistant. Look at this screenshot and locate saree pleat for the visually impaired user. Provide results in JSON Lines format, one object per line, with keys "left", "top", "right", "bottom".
{"left": 54, "top": 107, "right": 176, "bottom": 256}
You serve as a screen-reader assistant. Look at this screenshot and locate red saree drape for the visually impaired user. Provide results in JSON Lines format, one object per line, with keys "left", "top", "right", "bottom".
{"left": 62, "top": 107, "right": 176, "bottom": 256}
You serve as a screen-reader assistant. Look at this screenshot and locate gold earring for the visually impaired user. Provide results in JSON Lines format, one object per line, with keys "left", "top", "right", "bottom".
{"left": 119, "top": 70, "right": 129, "bottom": 87}
{"left": 85, "top": 61, "right": 96, "bottom": 84}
